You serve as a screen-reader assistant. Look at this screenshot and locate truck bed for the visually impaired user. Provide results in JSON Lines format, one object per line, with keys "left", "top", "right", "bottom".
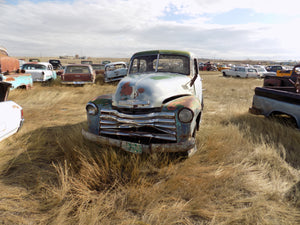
{"left": 254, "top": 86, "right": 300, "bottom": 105}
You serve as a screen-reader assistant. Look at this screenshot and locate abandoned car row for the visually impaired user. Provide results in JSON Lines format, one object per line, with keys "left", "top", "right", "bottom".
{"left": 1, "top": 47, "right": 299, "bottom": 156}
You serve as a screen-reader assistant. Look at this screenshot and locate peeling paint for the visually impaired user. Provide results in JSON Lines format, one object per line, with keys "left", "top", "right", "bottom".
{"left": 166, "top": 96, "right": 197, "bottom": 111}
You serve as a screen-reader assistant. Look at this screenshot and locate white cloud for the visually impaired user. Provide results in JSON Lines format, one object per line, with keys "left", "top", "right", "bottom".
{"left": 0, "top": 0, "right": 299, "bottom": 60}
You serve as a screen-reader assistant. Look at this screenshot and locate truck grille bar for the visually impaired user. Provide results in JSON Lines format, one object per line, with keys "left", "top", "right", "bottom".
{"left": 99, "top": 109, "right": 177, "bottom": 142}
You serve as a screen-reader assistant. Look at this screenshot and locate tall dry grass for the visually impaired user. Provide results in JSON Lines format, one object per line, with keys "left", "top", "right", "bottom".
{"left": 0, "top": 72, "right": 299, "bottom": 224}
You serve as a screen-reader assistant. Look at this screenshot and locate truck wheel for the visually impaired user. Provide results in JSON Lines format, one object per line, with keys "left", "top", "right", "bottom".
{"left": 223, "top": 72, "right": 227, "bottom": 77}
{"left": 187, "top": 128, "right": 198, "bottom": 157}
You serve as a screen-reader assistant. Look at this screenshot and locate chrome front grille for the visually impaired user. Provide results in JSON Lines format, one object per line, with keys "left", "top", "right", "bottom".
{"left": 99, "top": 109, "right": 177, "bottom": 142}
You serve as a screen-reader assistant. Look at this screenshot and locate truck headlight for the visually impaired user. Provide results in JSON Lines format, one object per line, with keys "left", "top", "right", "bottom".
{"left": 86, "top": 103, "right": 98, "bottom": 115}
{"left": 178, "top": 108, "right": 193, "bottom": 123}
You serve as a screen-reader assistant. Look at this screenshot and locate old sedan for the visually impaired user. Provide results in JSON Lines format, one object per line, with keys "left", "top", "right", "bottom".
{"left": 0, "top": 82, "right": 24, "bottom": 142}
{"left": 22, "top": 62, "right": 57, "bottom": 82}
{"left": 60, "top": 64, "right": 95, "bottom": 85}
{"left": 253, "top": 65, "right": 276, "bottom": 78}
{"left": 222, "top": 66, "right": 259, "bottom": 78}
{"left": 82, "top": 50, "right": 203, "bottom": 156}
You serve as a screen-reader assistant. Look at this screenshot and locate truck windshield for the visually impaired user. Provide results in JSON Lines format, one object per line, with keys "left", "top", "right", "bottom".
{"left": 105, "top": 63, "right": 126, "bottom": 71}
{"left": 129, "top": 54, "right": 189, "bottom": 75}
{"left": 92, "top": 65, "right": 105, "bottom": 70}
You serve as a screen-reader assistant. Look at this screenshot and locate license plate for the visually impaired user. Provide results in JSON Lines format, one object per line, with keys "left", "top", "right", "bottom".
{"left": 123, "top": 142, "right": 142, "bottom": 154}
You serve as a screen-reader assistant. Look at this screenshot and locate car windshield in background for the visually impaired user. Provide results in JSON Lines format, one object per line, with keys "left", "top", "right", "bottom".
{"left": 92, "top": 65, "right": 105, "bottom": 70}
{"left": 256, "top": 67, "right": 266, "bottom": 72}
{"left": 129, "top": 54, "right": 189, "bottom": 75}
{"left": 22, "top": 64, "right": 46, "bottom": 70}
{"left": 66, "top": 66, "right": 90, "bottom": 74}
{"left": 105, "top": 64, "right": 126, "bottom": 71}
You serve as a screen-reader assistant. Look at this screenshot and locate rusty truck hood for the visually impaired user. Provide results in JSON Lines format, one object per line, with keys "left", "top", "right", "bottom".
{"left": 112, "top": 72, "right": 193, "bottom": 108}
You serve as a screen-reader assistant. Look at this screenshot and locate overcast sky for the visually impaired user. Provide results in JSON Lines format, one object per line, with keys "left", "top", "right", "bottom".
{"left": 1, "top": 0, "right": 300, "bottom": 60}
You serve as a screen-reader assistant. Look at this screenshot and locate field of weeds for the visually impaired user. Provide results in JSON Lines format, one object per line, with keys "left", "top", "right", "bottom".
{"left": 0, "top": 71, "right": 300, "bottom": 224}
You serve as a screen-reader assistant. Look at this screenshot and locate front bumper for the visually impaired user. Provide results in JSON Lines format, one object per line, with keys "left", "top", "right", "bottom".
{"left": 61, "top": 81, "right": 94, "bottom": 85}
{"left": 82, "top": 129, "right": 195, "bottom": 154}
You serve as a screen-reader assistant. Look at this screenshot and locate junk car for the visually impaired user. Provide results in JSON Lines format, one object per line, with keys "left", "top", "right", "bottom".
{"left": 21, "top": 62, "right": 57, "bottom": 82}
{"left": 253, "top": 65, "right": 276, "bottom": 78}
{"left": 49, "top": 59, "right": 62, "bottom": 70}
{"left": 91, "top": 64, "right": 105, "bottom": 76}
{"left": 222, "top": 66, "right": 259, "bottom": 78}
{"left": 0, "top": 82, "right": 24, "bottom": 142}
{"left": 82, "top": 50, "right": 203, "bottom": 156}
{"left": 104, "top": 62, "right": 128, "bottom": 83}
{"left": 0, "top": 51, "right": 33, "bottom": 90}
{"left": 60, "top": 64, "right": 95, "bottom": 85}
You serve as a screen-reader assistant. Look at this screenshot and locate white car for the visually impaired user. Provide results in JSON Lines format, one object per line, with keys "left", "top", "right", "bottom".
{"left": 253, "top": 65, "right": 276, "bottom": 78}
{"left": 222, "top": 66, "right": 259, "bottom": 78}
{"left": 104, "top": 62, "right": 127, "bottom": 82}
{"left": 21, "top": 62, "right": 57, "bottom": 82}
{"left": 0, "top": 82, "right": 24, "bottom": 142}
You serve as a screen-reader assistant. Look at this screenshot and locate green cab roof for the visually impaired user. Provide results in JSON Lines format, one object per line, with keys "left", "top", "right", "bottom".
{"left": 131, "top": 50, "right": 193, "bottom": 58}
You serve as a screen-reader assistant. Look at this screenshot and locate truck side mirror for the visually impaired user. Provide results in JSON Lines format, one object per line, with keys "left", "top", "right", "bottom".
{"left": 190, "top": 74, "right": 197, "bottom": 87}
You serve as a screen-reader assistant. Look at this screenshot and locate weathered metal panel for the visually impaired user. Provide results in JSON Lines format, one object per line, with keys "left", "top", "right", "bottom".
{"left": 0, "top": 56, "right": 19, "bottom": 73}
{"left": 1, "top": 73, "right": 33, "bottom": 90}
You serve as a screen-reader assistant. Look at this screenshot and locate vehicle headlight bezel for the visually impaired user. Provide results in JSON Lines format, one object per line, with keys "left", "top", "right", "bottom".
{"left": 86, "top": 103, "right": 98, "bottom": 116}
{"left": 178, "top": 107, "right": 194, "bottom": 123}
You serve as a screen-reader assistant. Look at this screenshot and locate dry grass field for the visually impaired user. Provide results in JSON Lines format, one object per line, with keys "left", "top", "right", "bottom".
{"left": 0, "top": 71, "right": 300, "bottom": 224}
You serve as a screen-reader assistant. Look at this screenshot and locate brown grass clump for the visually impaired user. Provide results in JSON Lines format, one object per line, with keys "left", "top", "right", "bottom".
{"left": 0, "top": 72, "right": 299, "bottom": 224}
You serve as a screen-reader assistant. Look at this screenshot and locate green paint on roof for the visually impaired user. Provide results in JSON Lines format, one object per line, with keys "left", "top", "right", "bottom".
{"left": 132, "top": 50, "right": 191, "bottom": 58}
{"left": 150, "top": 74, "right": 179, "bottom": 80}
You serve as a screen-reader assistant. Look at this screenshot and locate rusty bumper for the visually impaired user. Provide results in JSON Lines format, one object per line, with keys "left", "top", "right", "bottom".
{"left": 82, "top": 129, "right": 195, "bottom": 154}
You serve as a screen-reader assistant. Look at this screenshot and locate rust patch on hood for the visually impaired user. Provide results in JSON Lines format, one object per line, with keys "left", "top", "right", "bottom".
{"left": 5, "top": 77, "right": 15, "bottom": 81}
{"left": 138, "top": 88, "right": 144, "bottom": 94}
{"left": 120, "top": 82, "right": 133, "bottom": 96}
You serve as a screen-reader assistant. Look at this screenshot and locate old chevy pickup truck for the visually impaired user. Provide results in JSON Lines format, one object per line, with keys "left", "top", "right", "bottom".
{"left": 249, "top": 75, "right": 300, "bottom": 128}
{"left": 0, "top": 46, "right": 33, "bottom": 90}
{"left": 82, "top": 50, "right": 203, "bottom": 156}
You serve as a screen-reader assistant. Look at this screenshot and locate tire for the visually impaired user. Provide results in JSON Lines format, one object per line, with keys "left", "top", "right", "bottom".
{"left": 187, "top": 127, "right": 198, "bottom": 157}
